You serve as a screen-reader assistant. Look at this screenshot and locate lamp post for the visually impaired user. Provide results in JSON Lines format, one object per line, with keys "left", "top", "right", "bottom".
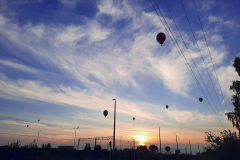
{"left": 174, "top": 133, "right": 179, "bottom": 160}
{"left": 74, "top": 127, "right": 79, "bottom": 149}
{"left": 36, "top": 130, "right": 41, "bottom": 145}
{"left": 119, "top": 136, "right": 122, "bottom": 150}
{"left": 112, "top": 99, "right": 116, "bottom": 160}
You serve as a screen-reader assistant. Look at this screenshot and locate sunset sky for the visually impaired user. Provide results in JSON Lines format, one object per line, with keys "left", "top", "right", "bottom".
{"left": 0, "top": 0, "right": 240, "bottom": 154}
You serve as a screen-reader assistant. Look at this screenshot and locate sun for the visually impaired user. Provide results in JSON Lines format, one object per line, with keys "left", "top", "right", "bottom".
{"left": 136, "top": 135, "right": 147, "bottom": 145}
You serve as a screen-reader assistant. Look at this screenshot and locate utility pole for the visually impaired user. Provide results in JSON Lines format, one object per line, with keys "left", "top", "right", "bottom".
{"left": 112, "top": 99, "right": 116, "bottom": 160}
{"left": 119, "top": 136, "right": 122, "bottom": 150}
{"left": 174, "top": 133, "right": 179, "bottom": 160}
{"left": 132, "top": 137, "right": 135, "bottom": 160}
{"left": 36, "top": 130, "right": 41, "bottom": 145}
{"left": 197, "top": 143, "right": 200, "bottom": 154}
{"left": 74, "top": 127, "right": 79, "bottom": 149}
{"left": 188, "top": 139, "right": 192, "bottom": 155}
{"left": 159, "top": 127, "right": 162, "bottom": 160}
{"left": 185, "top": 145, "right": 187, "bottom": 154}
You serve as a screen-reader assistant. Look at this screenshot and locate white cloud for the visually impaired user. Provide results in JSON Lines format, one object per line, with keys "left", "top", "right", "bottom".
{"left": 0, "top": 59, "right": 39, "bottom": 74}
{"left": 215, "top": 64, "right": 239, "bottom": 99}
{"left": 208, "top": 15, "right": 239, "bottom": 30}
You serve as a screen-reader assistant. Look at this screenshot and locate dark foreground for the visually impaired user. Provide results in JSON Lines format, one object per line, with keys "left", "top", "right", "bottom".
{"left": 0, "top": 147, "right": 194, "bottom": 160}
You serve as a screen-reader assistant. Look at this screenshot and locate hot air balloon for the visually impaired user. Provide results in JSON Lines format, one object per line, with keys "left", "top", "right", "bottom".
{"left": 27, "top": 125, "right": 29, "bottom": 127}
{"left": 199, "top": 98, "right": 203, "bottom": 102}
{"left": 38, "top": 119, "right": 40, "bottom": 122}
{"left": 156, "top": 32, "right": 166, "bottom": 46}
{"left": 133, "top": 117, "right": 135, "bottom": 121}
{"left": 166, "top": 105, "right": 169, "bottom": 109}
{"left": 103, "top": 110, "right": 108, "bottom": 117}
{"left": 165, "top": 146, "right": 170, "bottom": 153}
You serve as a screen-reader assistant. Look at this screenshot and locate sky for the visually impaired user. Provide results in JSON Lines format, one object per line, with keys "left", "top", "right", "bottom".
{"left": 0, "top": 0, "right": 240, "bottom": 154}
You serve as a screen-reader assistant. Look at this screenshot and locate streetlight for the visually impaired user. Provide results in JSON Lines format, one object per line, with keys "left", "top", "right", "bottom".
{"left": 188, "top": 139, "right": 192, "bottom": 155}
{"left": 74, "top": 127, "right": 79, "bottom": 149}
{"left": 174, "top": 133, "right": 179, "bottom": 160}
{"left": 36, "top": 130, "right": 41, "bottom": 145}
{"left": 119, "top": 136, "right": 122, "bottom": 150}
{"left": 112, "top": 99, "right": 116, "bottom": 160}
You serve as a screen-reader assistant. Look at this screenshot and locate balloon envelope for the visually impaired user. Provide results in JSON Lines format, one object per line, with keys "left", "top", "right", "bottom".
{"left": 133, "top": 117, "right": 135, "bottom": 121}
{"left": 27, "top": 125, "right": 29, "bottom": 127}
{"left": 166, "top": 105, "right": 169, "bottom": 109}
{"left": 103, "top": 110, "right": 108, "bottom": 117}
{"left": 156, "top": 32, "right": 166, "bottom": 45}
{"left": 165, "top": 146, "right": 170, "bottom": 152}
{"left": 38, "top": 119, "right": 40, "bottom": 122}
{"left": 199, "top": 98, "right": 203, "bottom": 102}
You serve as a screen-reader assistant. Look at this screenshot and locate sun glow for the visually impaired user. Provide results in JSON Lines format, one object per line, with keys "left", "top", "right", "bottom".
{"left": 136, "top": 135, "right": 147, "bottom": 145}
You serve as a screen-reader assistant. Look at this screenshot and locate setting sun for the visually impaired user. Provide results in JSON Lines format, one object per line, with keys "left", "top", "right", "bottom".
{"left": 136, "top": 135, "right": 147, "bottom": 145}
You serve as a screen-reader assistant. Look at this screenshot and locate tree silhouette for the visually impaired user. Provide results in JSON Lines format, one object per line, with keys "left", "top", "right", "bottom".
{"left": 149, "top": 144, "right": 158, "bottom": 154}
{"left": 94, "top": 144, "right": 102, "bottom": 151}
{"left": 204, "top": 130, "right": 240, "bottom": 160}
{"left": 136, "top": 145, "right": 149, "bottom": 153}
{"left": 226, "top": 56, "right": 240, "bottom": 136}
{"left": 42, "top": 143, "right": 51, "bottom": 148}
{"left": 8, "top": 140, "right": 21, "bottom": 148}
{"left": 84, "top": 143, "right": 91, "bottom": 151}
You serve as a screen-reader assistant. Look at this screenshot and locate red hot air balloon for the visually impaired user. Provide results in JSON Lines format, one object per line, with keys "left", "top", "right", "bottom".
{"left": 156, "top": 32, "right": 166, "bottom": 46}
{"left": 103, "top": 110, "right": 108, "bottom": 117}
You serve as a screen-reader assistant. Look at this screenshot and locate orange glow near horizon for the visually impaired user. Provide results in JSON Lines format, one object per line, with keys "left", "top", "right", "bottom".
{"left": 136, "top": 135, "right": 147, "bottom": 146}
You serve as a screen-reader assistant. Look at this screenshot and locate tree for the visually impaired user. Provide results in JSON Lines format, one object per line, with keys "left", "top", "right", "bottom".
{"left": 42, "top": 143, "right": 51, "bottom": 149}
{"left": 226, "top": 56, "right": 240, "bottom": 136}
{"left": 94, "top": 144, "right": 102, "bottom": 151}
{"left": 84, "top": 143, "right": 91, "bottom": 151}
{"left": 136, "top": 145, "right": 149, "bottom": 153}
{"left": 204, "top": 130, "right": 240, "bottom": 160}
{"left": 8, "top": 140, "right": 21, "bottom": 148}
{"left": 149, "top": 145, "right": 158, "bottom": 154}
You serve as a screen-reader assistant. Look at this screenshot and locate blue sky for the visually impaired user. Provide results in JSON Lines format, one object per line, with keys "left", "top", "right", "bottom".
{"left": 0, "top": 0, "right": 240, "bottom": 154}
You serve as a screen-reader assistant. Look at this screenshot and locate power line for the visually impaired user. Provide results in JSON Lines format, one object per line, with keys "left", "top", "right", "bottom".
{"left": 150, "top": 0, "right": 225, "bottom": 129}
{"left": 179, "top": 0, "right": 224, "bottom": 113}
{"left": 162, "top": 0, "right": 228, "bottom": 125}
{"left": 192, "top": 0, "right": 229, "bottom": 110}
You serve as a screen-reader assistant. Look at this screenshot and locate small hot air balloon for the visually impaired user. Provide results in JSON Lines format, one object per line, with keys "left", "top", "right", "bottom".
{"left": 27, "top": 125, "right": 29, "bottom": 127}
{"left": 165, "top": 146, "right": 170, "bottom": 153}
{"left": 133, "top": 117, "right": 135, "bottom": 121}
{"left": 38, "top": 119, "right": 40, "bottom": 122}
{"left": 166, "top": 105, "right": 169, "bottom": 109}
{"left": 156, "top": 32, "right": 166, "bottom": 46}
{"left": 103, "top": 110, "right": 108, "bottom": 117}
{"left": 199, "top": 98, "right": 203, "bottom": 102}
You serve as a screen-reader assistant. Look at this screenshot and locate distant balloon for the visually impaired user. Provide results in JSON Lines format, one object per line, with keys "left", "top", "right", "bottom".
{"left": 133, "top": 117, "right": 135, "bottom": 121}
{"left": 103, "top": 110, "right": 108, "bottom": 117}
{"left": 165, "top": 146, "right": 170, "bottom": 152}
{"left": 38, "top": 119, "right": 40, "bottom": 122}
{"left": 199, "top": 98, "right": 203, "bottom": 102}
{"left": 27, "top": 125, "right": 29, "bottom": 127}
{"left": 166, "top": 105, "right": 169, "bottom": 109}
{"left": 156, "top": 32, "right": 166, "bottom": 46}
